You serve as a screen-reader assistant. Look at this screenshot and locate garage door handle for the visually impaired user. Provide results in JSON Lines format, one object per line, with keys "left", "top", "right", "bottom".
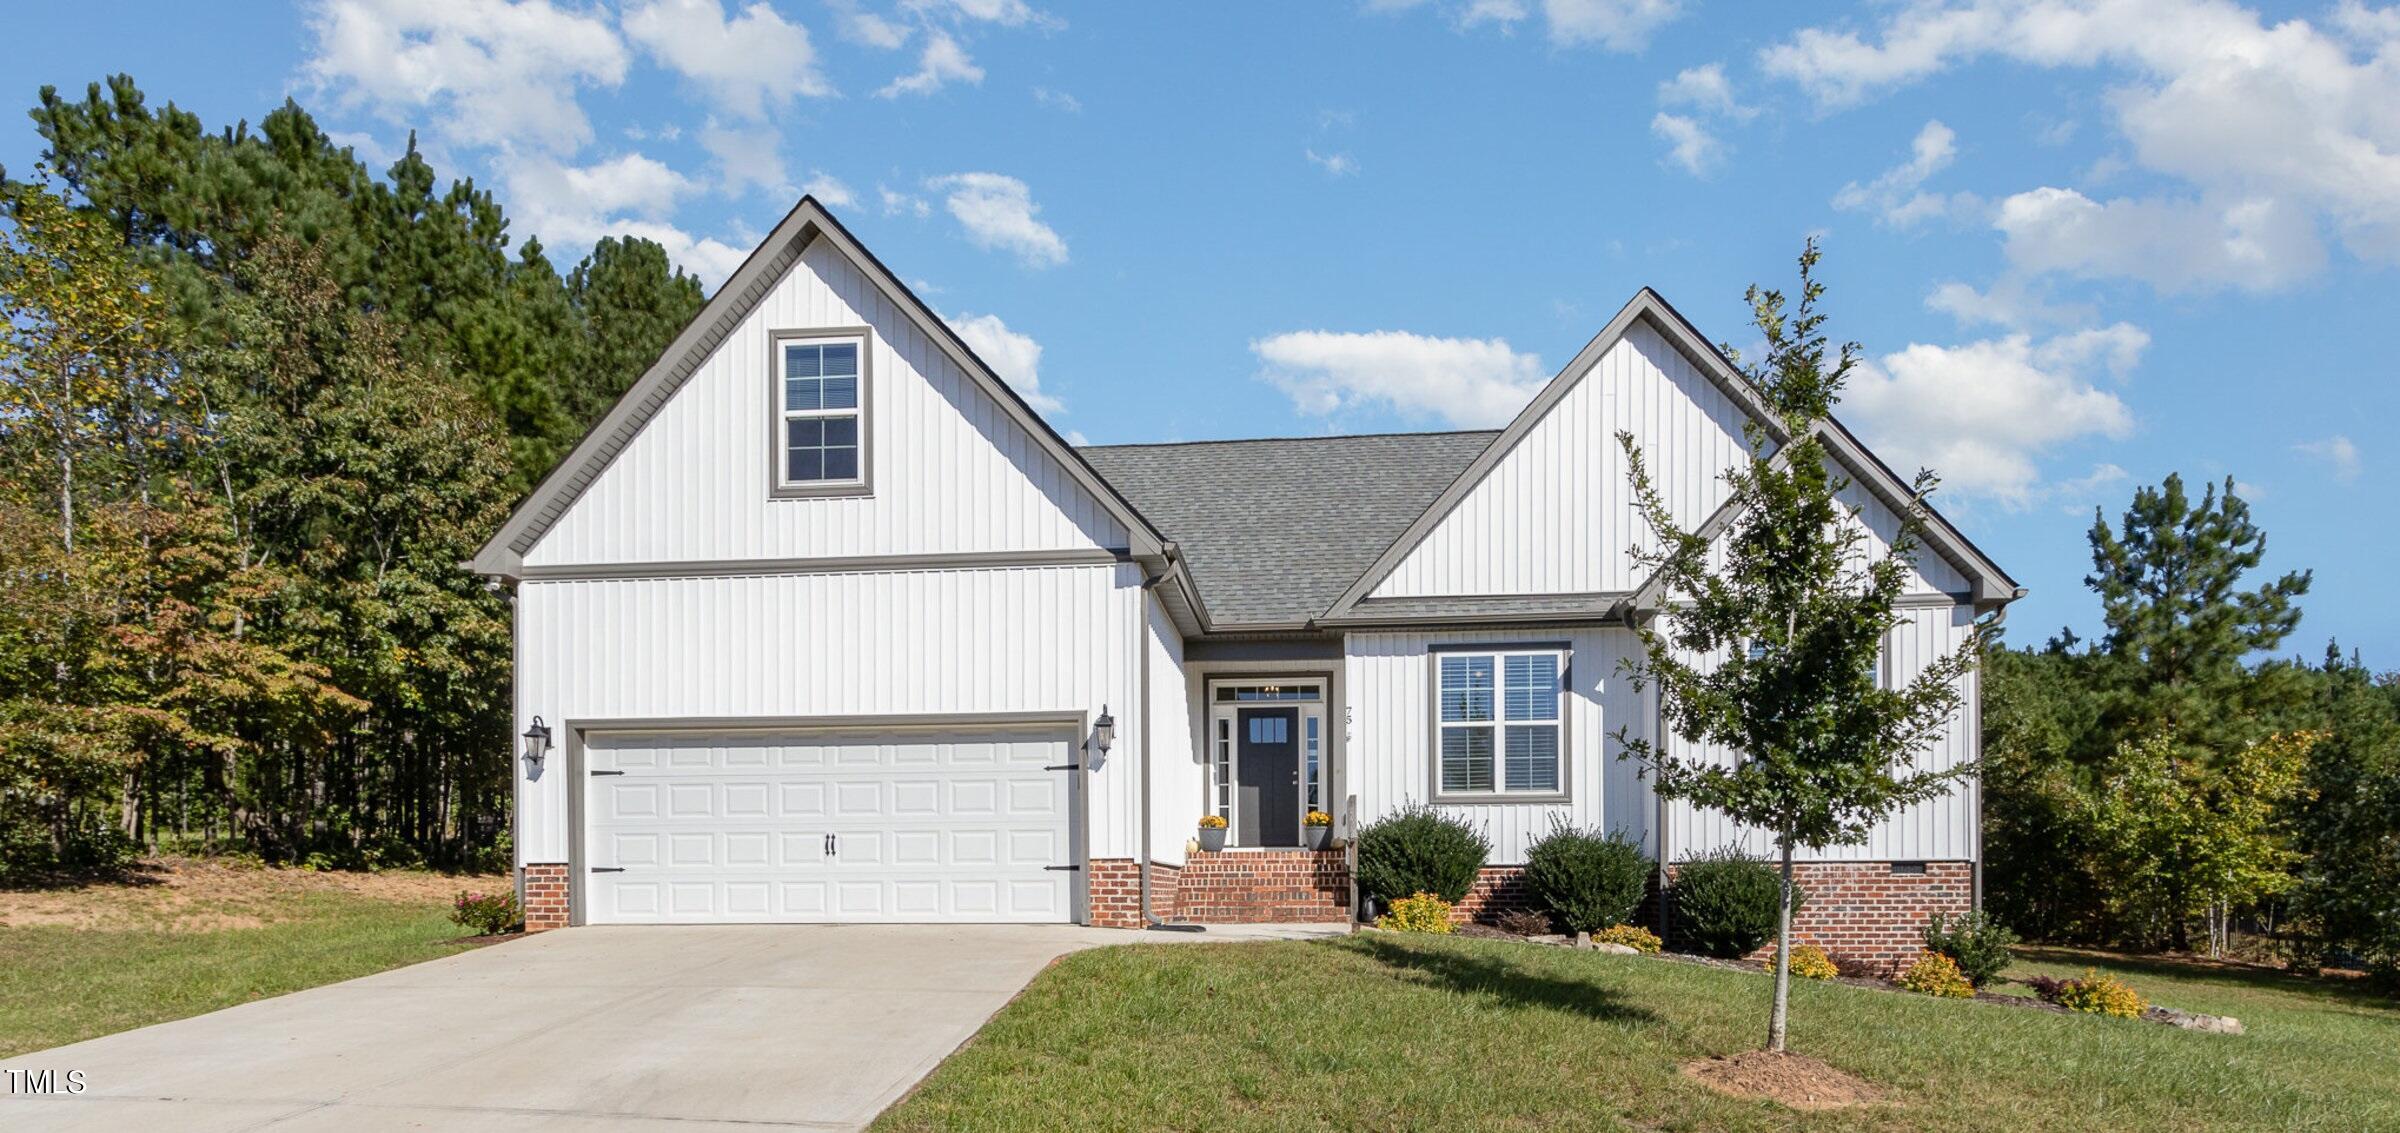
{"left": 591, "top": 867, "right": 626, "bottom": 873}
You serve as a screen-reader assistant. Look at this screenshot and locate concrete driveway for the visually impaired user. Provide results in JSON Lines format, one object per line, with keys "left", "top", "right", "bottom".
{"left": 0, "top": 923, "right": 1284, "bottom": 1131}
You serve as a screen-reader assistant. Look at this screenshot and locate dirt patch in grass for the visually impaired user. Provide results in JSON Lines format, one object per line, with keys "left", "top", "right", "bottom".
{"left": 0, "top": 857, "right": 498, "bottom": 931}
{"left": 1681, "top": 1050, "right": 1888, "bottom": 1111}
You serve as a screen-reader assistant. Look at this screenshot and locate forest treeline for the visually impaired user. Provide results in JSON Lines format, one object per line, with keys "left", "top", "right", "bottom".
{"left": 2, "top": 79, "right": 2393, "bottom": 979}
{"left": 0, "top": 76, "right": 702, "bottom": 873}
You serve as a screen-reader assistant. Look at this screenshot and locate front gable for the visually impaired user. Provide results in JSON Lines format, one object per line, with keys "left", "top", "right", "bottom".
{"left": 471, "top": 200, "right": 1163, "bottom": 576}
{"left": 1326, "top": 290, "right": 2015, "bottom": 620}
{"left": 1369, "top": 320, "right": 1751, "bottom": 599}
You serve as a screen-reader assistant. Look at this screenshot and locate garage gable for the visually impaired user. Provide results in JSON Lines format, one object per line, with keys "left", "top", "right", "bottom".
{"left": 470, "top": 199, "right": 1164, "bottom": 576}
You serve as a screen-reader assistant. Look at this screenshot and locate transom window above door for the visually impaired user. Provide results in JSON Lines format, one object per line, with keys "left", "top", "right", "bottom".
{"left": 774, "top": 331, "right": 869, "bottom": 496}
{"left": 1435, "top": 648, "right": 1565, "bottom": 798}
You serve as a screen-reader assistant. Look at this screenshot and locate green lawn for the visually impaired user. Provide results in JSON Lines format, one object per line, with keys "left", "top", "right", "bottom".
{"left": 874, "top": 933, "right": 2400, "bottom": 1132}
{"left": 0, "top": 863, "right": 487, "bottom": 1057}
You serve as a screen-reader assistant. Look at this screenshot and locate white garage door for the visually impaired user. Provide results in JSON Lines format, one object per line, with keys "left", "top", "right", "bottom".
{"left": 580, "top": 724, "right": 1078, "bottom": 924}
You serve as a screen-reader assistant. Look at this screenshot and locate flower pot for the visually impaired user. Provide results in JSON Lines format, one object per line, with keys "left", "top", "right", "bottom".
{"left": 1197, "top": 825, "right": 1227, "bottom": 852}
{"left": 1304, "top": 824, "right": 1332, "bottom": 851}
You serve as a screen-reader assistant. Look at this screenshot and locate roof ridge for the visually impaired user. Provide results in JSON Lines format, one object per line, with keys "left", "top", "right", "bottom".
{"left": 1079, "top": 428, "right": 1501, "bottom": 450}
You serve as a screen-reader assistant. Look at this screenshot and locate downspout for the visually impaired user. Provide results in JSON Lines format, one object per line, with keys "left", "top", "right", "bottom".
{"left": 1134, "top": 567, "right": 1169, "bottom": 929}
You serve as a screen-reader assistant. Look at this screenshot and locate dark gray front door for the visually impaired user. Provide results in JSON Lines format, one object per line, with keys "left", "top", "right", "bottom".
{"left": 1236, "top": 707, "right": 1300, "bottom": 847}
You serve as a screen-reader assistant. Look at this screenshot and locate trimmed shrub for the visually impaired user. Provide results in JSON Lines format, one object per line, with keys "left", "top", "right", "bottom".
{"left": 1672, "top": 847, "right": 1803, "bottom": 958}
{"left": 1594, "top": 924, "right": 1664, "bottom": 953}
{"left": 1522, "top": 821, "right": 1650, "bottom": 933}
{"left": 1898, "top": 951, "right": 1975, "bottom": 998}
{"left": 451, "top": 889, "right": 521, "bottom": 935}
{"left": 1494, "top": 909, "right": 1554, "bottom": 936}
{"left": 1378, "top": 892, "right": 1456, "bottom": 934}
{"left": 1923, "top": 910, "right": 2019, "bottom": 989}
{"left": 1763, "top": 943, "right": 1839, "bottom": 980}
{"left": 2038, "top": 969, "right": 2146, "bottom": 1018}
{"left": 1355, "top": 804, "right": 1489, "bottom": 905}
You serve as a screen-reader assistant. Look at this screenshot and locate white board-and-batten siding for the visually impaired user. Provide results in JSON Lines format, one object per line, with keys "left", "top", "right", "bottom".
{"left": 513, "top": 564, "right": 1154, "bottom": 866}
{"left": 1342, "top": 604, "right": 1980, "bottom": 867}
{"left": 1369, "top": 322, "right": 1969, "bottom": 601}
{"left": 1372, "top": 323, "right": 1751, "bottom": 599}
{"left": 1343, "top": 628, "right": 1654, "bottom": 865}
{"left": 523, "top": 237, "right": 1127, "bottom": 567}
{"left": 1663, "top": 602, "right": 1980, "bottom": 863}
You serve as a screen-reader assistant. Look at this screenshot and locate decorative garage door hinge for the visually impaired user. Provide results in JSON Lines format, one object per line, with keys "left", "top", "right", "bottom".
{"left": 1044, "top": 763, "right": 1083, "bottom": 771}
{"left": 589, "top": 769, "right": 625, "bottom": 776}
{"left": 1044, "top": 864, "right": 1080, "bottom": 871}
{"left": 590, "top": 866, "right": 626, "bottom": 873}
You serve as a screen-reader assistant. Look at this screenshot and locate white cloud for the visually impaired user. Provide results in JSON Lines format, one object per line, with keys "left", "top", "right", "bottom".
{"left": 2055, "top": 462, "right": 2131, "bottom": 508}
{"left": 501, "top": 153, "right": 748, "bottom": 285}
{"left": 1367, "top": 0, "right": 1681, "bottom": 49}
{"left": 927, "top": 172, "right": 1067, "bottom": 266}
{"left": 802, "top": 173, "right": 858, "bottom": 208}
{"left": 880, "top": 184, "right": 931, "bottom": 217}
{"left": 1993, "top": 186, "right": 2325, "bottom": 292}
{"left": 1763, "top": 0, "right": 2400, "bottom": 287}
{"left": 508, "top": 152, "right": 696, "bottom": 219}
{"left": 1844, "top": 325, "right": 2145, "bottom": 506}
{"left": 877, "top": 29, "right": 984, "bottom": 97}
{"left": 828, "top": 0, "right": 911, "bottom": 47}
{"left": 1306, "top": 149, "right": 1359, "bottom": 176}
{"left": 698, "top": 120, "right": 791, "bottom": 198}
{"left": 905, "top": 0, "right": 1051, "bottom": 26}
{"left": 2296, "top": 435, "right": 2364, "bottom": 482}
{"left": 1461, "top": 0, "right": 1529, "bottom": 27}
{"left": 1253, "top": 330, "right": 1548, "bottom": 427}
{"left": 302, "top": 0, "right": 629, "bottom": 153}
{"left": 949, "top": 311, "right": 1062, "bottom": 413}
{"left": 1657, "top": 63, "right": 1757, "bottom": 121}
{"left": 623, "top": 0, "right": 831, "bottom": 118}
{"left": 1541, "top": 0, "right": 1684, "bottom": 50}
{"left": 1033, "top": 86, "right": 1082, "bottom": 112}
{"left": 1833, "top": 120, "right": 1981, "bottom": 227}
{"left": 1925, "top": 278, "right": 2094, "bottom": 331}
{"left": 1650, "top": 112, "right": 1724, "bottom": 177}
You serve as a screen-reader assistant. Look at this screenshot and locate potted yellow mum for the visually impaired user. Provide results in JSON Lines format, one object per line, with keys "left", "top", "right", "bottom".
{"left": 1303, "top": 809, "right": 1334, "bottom": 850}
{"left": 1197, "top": 813, "right": 1228, "bottom": 852}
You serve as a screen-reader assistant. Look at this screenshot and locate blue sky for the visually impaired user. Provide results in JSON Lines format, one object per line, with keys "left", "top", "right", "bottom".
{"left": 9, "top": 1, "right": 2396, "bottom": 660}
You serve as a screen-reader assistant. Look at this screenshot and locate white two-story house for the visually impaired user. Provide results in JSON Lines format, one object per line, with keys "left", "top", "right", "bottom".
{"left": 471, "top": 198, "right": 2018, "bottom": 962}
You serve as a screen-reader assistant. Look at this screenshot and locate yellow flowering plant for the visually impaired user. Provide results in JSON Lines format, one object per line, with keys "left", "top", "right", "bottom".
{"left": 1377, "top": 892, "right": 1456, "bottom": 934}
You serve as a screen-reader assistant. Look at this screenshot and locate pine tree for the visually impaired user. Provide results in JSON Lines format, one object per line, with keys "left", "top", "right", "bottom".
{"left": 1616, "top": 241, "right": 1981, "bottom": 1053}
{"left": 2085, "top": 474, "right": 2312, "bottom": 766}
{"left": 567, "top": 236, "right": 705, "bottom": 429}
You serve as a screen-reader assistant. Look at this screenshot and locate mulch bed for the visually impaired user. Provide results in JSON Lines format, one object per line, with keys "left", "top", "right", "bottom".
{"left": 1681, "top": 1050, "right": 1887, "bottom": 1110}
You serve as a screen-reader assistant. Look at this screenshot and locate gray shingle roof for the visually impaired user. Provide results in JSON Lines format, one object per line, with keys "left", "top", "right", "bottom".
{"left": 1080, "top": 431, "right": 1498, "bottom": 626}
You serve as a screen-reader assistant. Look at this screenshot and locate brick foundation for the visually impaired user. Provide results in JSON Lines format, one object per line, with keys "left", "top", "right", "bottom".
{"left": 1452, "top": 866, "right": 1539, "bottom": 923}
{"left": 1665, "top": 859, "right": 1972, "bottom": 967}
{"left": 1088, "top": 858, "right": 1183, "bottom": 928}
{"left": 521, "top": 863, "right": 569, "bottom": 932}
{"left": 1172, "top": 851, "right": 1350, "bottom": 923}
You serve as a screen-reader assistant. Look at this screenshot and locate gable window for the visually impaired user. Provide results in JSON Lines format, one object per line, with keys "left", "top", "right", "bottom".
{"left": 774, "top": 330, "right": 869, "bottom": 495}
{"left": 1436, "top": 648, "right": 1564, "bottom": 797}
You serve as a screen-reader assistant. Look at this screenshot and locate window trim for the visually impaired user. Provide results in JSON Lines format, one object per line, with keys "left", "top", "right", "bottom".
{"left": 1426, "top": 641, "right": 1571, "bottom": 804}
{"left": 768, "top": 326, "right": 875, "bottom": 499}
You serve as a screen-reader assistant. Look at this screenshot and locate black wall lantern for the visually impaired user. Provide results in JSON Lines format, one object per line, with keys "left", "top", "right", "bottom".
{"left": 1092, "top": 706, "right": 1115, "bottom": 756}
{"left": 521, "top": 717, "right": 552, "bottom": 774}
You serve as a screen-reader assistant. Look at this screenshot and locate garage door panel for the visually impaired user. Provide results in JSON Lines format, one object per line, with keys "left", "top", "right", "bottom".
{"left": 584, "top": 726, "right": 1077, "bottom": 924}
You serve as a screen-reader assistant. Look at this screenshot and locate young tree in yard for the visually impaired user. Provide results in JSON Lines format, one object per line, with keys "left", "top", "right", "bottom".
{"left": 2084, "top": 731, "right": 2315, "bottom": 955}
{"left": 1615, "top": 241, "right": 1981, "bottom": 1054}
